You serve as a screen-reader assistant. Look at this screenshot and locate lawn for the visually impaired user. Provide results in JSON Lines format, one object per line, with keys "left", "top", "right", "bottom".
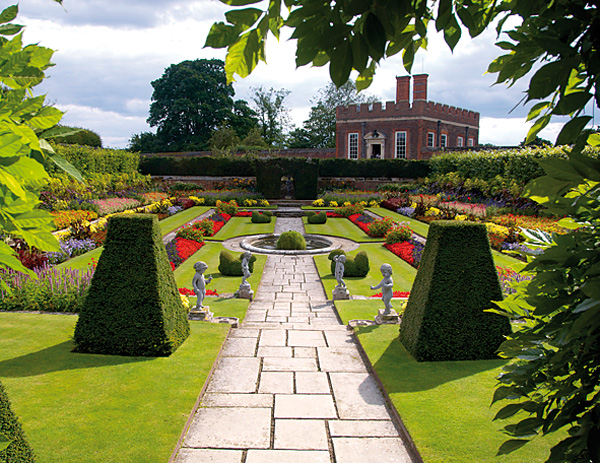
{"left": 354, "top": 325, "right": 565, "bottom": 463}
{"left": 314, "top": 242, "right": 417, "bottom": 296}
{"left": 0, "top": 312, "right": 232, "bottom": 463}
{"left": 207, "top": 216, "right": 276, "bottom": 241}
{"left": 303, "top": 216, "right": 384, "bottom": 243}
{"left": 334, "top": 299, "right": 400, "bottom": 324}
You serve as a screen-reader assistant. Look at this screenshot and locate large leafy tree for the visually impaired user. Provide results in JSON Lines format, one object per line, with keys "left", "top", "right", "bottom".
{"left": 251, "top": 86, "right": 291, "bottom": 147}
{"left": 288, "top": 80, "right": 376, "bottom": 148}
{"left": 206, "top": 0, "right": 600, "bottom": 461}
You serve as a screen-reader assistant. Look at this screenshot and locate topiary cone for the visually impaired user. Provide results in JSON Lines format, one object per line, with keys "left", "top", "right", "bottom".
{"left": 0, "top": 380, "right": 36, "bottom": 462}
{"left": 73, "top": 214, "right": 190, "bottom": 357}
{"left": 399, "top": 220, "right": 511, "bottom": 361}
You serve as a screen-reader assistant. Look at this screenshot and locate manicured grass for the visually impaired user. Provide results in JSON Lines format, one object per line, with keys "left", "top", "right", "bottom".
{"left": 313, "top": 243, "right": 416, "bottom": 296}
{"left": 208, "top": 216, "right": 276, "bottom": 241}
{"left": 334, "top": 299, "right": 406, "bottom": 324}
{"left": 57, "top": 207, "right": 211, "bottom": 271}
{"left": 175, "top": 242, "right": 266, "bottom": 295}
{"left": 0, "top": 312, "right": 230, "bottom": 463}
{"left": 369, "top": 207, "right": 523, "bottom": 270}
{"left": 303, "top": 217, "right": 383, "bottom": 243}
{"left": 354, "top": 325, "right": 565, "bottom": 463}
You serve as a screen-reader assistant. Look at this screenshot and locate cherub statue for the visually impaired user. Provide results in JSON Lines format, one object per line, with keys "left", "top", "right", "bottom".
{"left": 371, "top": 263, "right": 394, "bottom": 314}
{"left": 192, "top": 261, "right": 212, "bottom": 309}
{"left": 333, "top": 254, "right": 346, "bottom": 288}
{"left": 241, "top": 251, "right": 252, "bottom": 287}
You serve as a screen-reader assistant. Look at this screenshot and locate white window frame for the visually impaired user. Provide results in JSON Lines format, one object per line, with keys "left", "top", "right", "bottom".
{"left": 395, "top": 131, "right": 407, "bottom": 159}
{"left": 440, "top": 134, "right": 448, "bottom": 148}
{"left": 427, "top": 132, "right": 435, "bottom": 147}
{"left": 457, "top": 136, "right": 464, "bottom": 147}
{"left": 468, "top": 137, "right": 474, "bottom": 147}
{"left": 348, "top": 133, "right": 359, "bottom": 159}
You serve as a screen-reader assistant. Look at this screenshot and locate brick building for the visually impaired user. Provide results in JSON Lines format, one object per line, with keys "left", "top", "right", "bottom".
{"left": 335, "top": 74, "right": 479, "bottom": 160}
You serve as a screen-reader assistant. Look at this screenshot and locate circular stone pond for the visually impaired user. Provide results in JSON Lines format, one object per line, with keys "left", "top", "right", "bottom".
{"left": 240, "top": 234, "right": 339, "bottom": 255}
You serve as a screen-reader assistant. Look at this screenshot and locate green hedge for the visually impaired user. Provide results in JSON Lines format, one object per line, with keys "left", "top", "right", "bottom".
{"left": 328, "top": 250, "right": 370, "bottom": 277}
{"left": 251, "top": 211, "right": 272, "bottom": 223}
{"left": 255, "top": 158, "right": 319, "bottom": 200}
{"left": 306, "top": 211, "right": 327, "bottom": 224}
{"left": 139, "top": 155, "right": 256, "bottom": 176}
{"left": 276, "top": 231, "right": 306, "bottom": 250}
{"left": 73, "top": 214, "right": 190, "bottom": 357}
{"left": 48, "top": 143, "right": 140, "bottom": 175}
{"left": 399, "top": 221, "right": 511, "bottom": 361}
{"left": 0, "top": 381, "right": 35, "bottom": 462}
{"left": 218, "top": 250, "right": 257, "bottom": 276}
{"left": 319, "top": 158, "right": 430, "bottom": 178}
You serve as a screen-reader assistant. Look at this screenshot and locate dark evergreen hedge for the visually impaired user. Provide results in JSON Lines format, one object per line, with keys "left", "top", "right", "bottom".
{"left": 73, "top": 214, "right": 190, "bottom": 357}
{"left": 399, "top": 220, "right": 511, "bottom": 362}
{"left": 0, "top": 381, "right": 35, "bottom": 462}
{"left": 255, "top": 157, "right": 319, "bottom": 199}
{"left": 306, "top": 211, "right": 327, "bottom": 224}
{"left": 251, "top": 211, "right": 272, "bottom": 223}
{"left": 218, "top": 250, "right": 257, "bottom": 276}
{"left": 276, "top": 231, "right": 306, "bottom": 250}
{"left": 139, "top": 155, "right": 256, "bottom": 176}
{"left": 319, "top": 158, "right": 430, "bottom": 178}
{"left": 328, "top": 250, "right": 370, "bottom": 277}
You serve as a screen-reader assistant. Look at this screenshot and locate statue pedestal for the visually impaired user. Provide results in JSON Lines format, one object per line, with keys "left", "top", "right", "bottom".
{"left": 375, "top": 308, "right": 400, "bottom": 325}
{"left": 332, "top": 286, "right": 350, "bottom": 300}
{"left": 188, "top": 307, "right": 213, "bottom": 321}
{"left": 236, "top": 284, "right": 254, "bottom": 301}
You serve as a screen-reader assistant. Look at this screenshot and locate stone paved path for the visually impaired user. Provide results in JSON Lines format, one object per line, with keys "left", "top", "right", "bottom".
{"left": 175, "top": 216, "right": 413, "bottom": 463}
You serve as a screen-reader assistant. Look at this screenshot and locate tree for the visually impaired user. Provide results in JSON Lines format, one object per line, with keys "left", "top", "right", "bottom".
{"left": 209, "top": 124, "right": 240, "bottom": 150}
{"left": 520, "top": 136, "right": 552, "bottom": 147}
{"left": 229, "top": 99, "right": 259, "bottom": 140}
{"left": 288, "top": 80, "right": 376, "bottom": 148}
{"left": 206, "top": 1, "right": 600, "bottom": 461}
{"left": 146, "top": 59, "right": 235, "bottom": 152}
{"left": 251, "top": 86, "right": 291, "bottom": 147}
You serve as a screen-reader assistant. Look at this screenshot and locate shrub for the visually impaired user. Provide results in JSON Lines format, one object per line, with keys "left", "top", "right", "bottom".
{"left": 399, "top": 221, "right": 511, "bottom": 361}
{"left": 319, "top": 158, "right": 431, "bottom": 178}
{"left": 192, "top": 219, "right": 214, "bottom": 236}
{"left": 367, "top": 216, "right": 396, "bottom": 237}
{"left": 73, "top": 214, "right": 190, "bottom": 356}
{"left": 175, "top": 225, "right": 205, "bottom": 243}
{"left": 334, "top": 203, "right": 364, "bottom": 217}
{"left": 385, "top": 223, "right": 413, "bottom": 244}
{"left": 216, "top": 200, "right": 239, "bottom": 216}
{"left": 307, "top": 211, "right": 327, "bottom": 224}
{"left": 328, "top": 250, "right": 370, "bottom": 277}
{"left": 218, "top": 250, "right": 257, "bottom": 276}
{"left": 0, "top": 380, "right": 35, "bottom": 463}
{"left": 48, "top": 143, "right": 140, "bottom": 175}
{"left": 276, "top": 231, "right": 306, "bottom": 250}
{"left": 251, "top": 211, "right": 272, "bottom": 223}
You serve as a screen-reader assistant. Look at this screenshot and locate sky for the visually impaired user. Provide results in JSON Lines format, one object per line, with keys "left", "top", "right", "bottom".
{"left": 16, "top": 0, "right": 580, "bottom": 149}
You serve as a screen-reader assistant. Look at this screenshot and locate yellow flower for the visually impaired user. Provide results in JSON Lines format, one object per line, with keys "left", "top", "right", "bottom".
{"left": 369, "top": 200, "right": 379, "bottom": 207}
{"left": 329, "top": 201, "right": 338, "bottom": 207}
{"left": 260, "top": 199, "right": 270, "bottom": 206}
{"left": 359, "top": 201, "right": 367, "bottom": 206}
{"left": 180, "top": 294, "right": 190, "bottom": 309}
{"left": 343, "top": 201, "right": 352, "bottom": 207}
{"left": 455, "top": 214, "right": 468, "bottom": 221}
{"left": 410, "top": 202, "right": 417, "bottom": 209}
{"left": 485, "top": 222, "right": 509, "bottom": 238}
{"left": 312, "top": 199, "right": 325, "bottom": 207}
{"left": 425, "top": 207, "right": 441, "bottom": 217}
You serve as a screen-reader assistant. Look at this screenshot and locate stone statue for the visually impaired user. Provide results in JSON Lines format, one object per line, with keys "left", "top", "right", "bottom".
{"left": 192, "top": 261, "right": 212, "bottom": 309}
{"left": 333, "top": 254, "right": 346, "bottom": 288}
{"left": 240, "top": 251, "right": 252, "bottom": 288}
{"left": 371, "top": 263, "right": 394, "bottom": 314}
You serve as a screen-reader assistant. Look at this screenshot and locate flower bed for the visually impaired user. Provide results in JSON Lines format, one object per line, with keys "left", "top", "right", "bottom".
{"left": 384, "top": 240, "right": 424, "bottom": 268}
{"left": 370, "top": 290, "right": 410, "bottom": 298}
{"left": 51, "top": 210, "right": 98, "bottom": 230}
{"left": 179, "top": 287, "right": 218, "bottom": 297}
{"left": 92, "top": 197, "right": 143, "bottom": 216}
{"left": 348, "top": 213, "right": 374, "bottom": 235}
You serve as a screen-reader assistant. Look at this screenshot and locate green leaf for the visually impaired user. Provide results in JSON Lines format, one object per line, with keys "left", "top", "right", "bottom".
{"left": 351, "top": 34, "right": 369, "bottom": 72}
{"left": 329, "top": 39, "right": 352, "bottom": 87}
{"left": 0, "top": 241, "right": 34, "bottom": 277}
{"left": 42, "top": 149, "right": 84, "bottom": 182}
{"left": 525, "top": 115, "right": 551, "bottom": 145}
{"left": 556, "top": 116, "right": 592, "bottom": 145}
{"left": 587, "top": 133, "right": 600, "bottom": 146}
{"left": 39, "top": 126, "right": 82, "bottom": 140}
{"left": 0, "top": 5, "right": 18, "bottom": 25}
{"left": 527, "top": 59, "right": 578, "bottom": 101}
{"left": 363, "top": 12, "right": 386, "bottom": 61}
{"left": 26, "top": 105, "right": 63, "bottom": 130}
{"left": 220, "top": 0, "right": 262, "bottom": 5}
{"left": 356, "top": 62, "right": 376, "bottom": 91}
{"left": 442, "top": 14, "right": 461, "bottom": 50}
{"left": 0, "top": 431, "right": 11, "bottom": 452}
{"left": 496, "top": 439, "right": 530, "bottom": 455}
{"left": 205, "top": 22, "right": 241, "bottom": 49}
{"left": 526, "top": 101, "right": 551, "bottom": 122}
{"left": 581, "top": 278, "right": 600, "bottom": 299}
{"left": 0, "top": 23, "right": 23, "bottom": 35}
{"left": 494, "top": 403, "right": 526, "bottom": 420}
{"left": 0, "top": 166, "right": 27, "bottom": 199}
{"left": 225, "top": 8, "right": 263, "bottom": 28}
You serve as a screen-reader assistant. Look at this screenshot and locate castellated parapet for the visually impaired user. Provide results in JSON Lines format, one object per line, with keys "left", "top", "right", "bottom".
{"left": 336, "top": 100, "right": 479, "bottom": 127}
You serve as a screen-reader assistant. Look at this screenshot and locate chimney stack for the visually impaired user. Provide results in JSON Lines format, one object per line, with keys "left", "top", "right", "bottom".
{"left": 396, "top": 75, "right": 410, "bottom": 104}
{"left": 413, "top": 74, "right": 428, "bottom": 101}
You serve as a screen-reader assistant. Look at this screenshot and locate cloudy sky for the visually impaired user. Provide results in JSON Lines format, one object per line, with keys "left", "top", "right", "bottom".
{"left": 17, "top": 0, "right": 575, "bottom": 149}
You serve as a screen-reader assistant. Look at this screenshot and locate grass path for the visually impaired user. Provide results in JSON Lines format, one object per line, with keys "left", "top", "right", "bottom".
{"left": 0, "top": 313, "right": 230, "bottom": 463}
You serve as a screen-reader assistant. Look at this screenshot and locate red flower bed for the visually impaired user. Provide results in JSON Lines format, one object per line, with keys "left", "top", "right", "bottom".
{"left": 179, "top": 287, "right": 219, "bottom": 296}
{"left": 326, "top": 212, "right": 344, "bottom": 218}
{"left": 235, "top": 211, "right": 253, "bottom": 217}
{"left": 176, "top": 238, "right": 205, "bottom": 261}
{"left": 348, "top": 214, "right": 372, "bottom": 235}
{"left": 384, "top": 242, "right": 415, "bottom": 265}
{"left": 205, "top": 212, "right": 231, "bottom": 236}
{"left": 370, "top": 291, "right": 410, "bottom": 298}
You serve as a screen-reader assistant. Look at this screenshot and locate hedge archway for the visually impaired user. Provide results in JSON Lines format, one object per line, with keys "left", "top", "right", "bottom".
{"left": 255, "top": 157, "right": 319, "bottom": 200}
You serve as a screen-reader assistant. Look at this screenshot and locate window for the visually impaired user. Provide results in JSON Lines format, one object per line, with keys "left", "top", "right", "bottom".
{"left": 395, "top": 131, "right": 407, "bottom": 158}
{"left": 427, "top": 132, "right": 435, "bottom": 147}
{"left": 440, "top": 134, "right": 448, "bottom": 148}
{"left": 348, "top": 133, "right": 359, "bottom": 159}
{"left": 457, "top": 136, "right": 464, "bottom": 147}
{"left": 468, "top": 137, "right": 474, "bottom": 147}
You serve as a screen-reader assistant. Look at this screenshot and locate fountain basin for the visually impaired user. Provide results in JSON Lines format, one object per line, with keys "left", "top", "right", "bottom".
{"left": 240, "top": 234, "right": 339, "bottom": 255}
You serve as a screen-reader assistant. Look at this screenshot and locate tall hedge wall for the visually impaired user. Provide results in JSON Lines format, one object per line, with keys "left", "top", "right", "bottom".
{"left": 47, "top": 143, "right": 140, "bottom": 175}
{"left": 399, "top": 220, "right": 511, "bottom": 362}
{"left": 255, "top": 157, "right": 319, "bottom": 199}
{"left": 73, "top": 214, "right": 190, "bottom": 357}
{"left": 139, "top": 155, "right": 256, "bottom": 176}
{"left": 0, "top": 381, "right": 35, "bottom": 462}
{"left": 319, "top": 158, "right": 430, "bottom": 178}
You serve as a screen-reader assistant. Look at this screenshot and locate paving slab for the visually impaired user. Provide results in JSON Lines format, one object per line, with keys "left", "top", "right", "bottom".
{"left": 329, "top": 420, "right": 399, "bottom": 437}
{"left": 292, "top": 347, "right": 316, "bottom": 358}
{"left": 287, "top": 330, "right": 327, "bottom": 347}
{"left": 206, "top": 357, "right": 260, "bottom": 393}
{"left": 184, "top": 407, "right": 271, "bottom": 449}
{"left": 257, "top": 346, "right": 293, "bottom": 357}
{"left": 228, "top": 328, "right": 260, "bottom": 338}
{"left": 175, "top": 448, "right": 243, "bottom": 463}
{"left": 329, "top": 373, "right": 391, "bottom": 420}
{"left": 317, "top": 346, "right": 368, "bottom": 373}
{"left": 274, "top": 419, "right": 328, "bottom": 450}
{"left": 324, "top": 330, "right": 356, "bottom": 346}
{"left": 246, "top": 450, "right": 331, "bottom": 463}
{"left": 222, "top": 337, "right": 258, "bottom": 357}
{"left": 274, "top": 394, "right": 337, "bottom": 419}
{"left": 262, "top": 357, "right": 318, "bottom": 372}
{"left": 259, "top": 330, "right": 287, "bottom": 347}
{"left": 332, "top": 437, "right": 412, "bottom": 463}
{"left": 201, "top": 393, "right": 273, "bottom": 408}
{"left": 259, "top": 371, "right": 294, "bottom": 394}
{"left": 295, "top": 372, "right": 331, "bottom": 394}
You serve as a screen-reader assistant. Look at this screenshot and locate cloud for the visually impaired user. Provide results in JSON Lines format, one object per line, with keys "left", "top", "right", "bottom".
{"left": 480, "top": 117, "right": 564, "bottom": 146}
